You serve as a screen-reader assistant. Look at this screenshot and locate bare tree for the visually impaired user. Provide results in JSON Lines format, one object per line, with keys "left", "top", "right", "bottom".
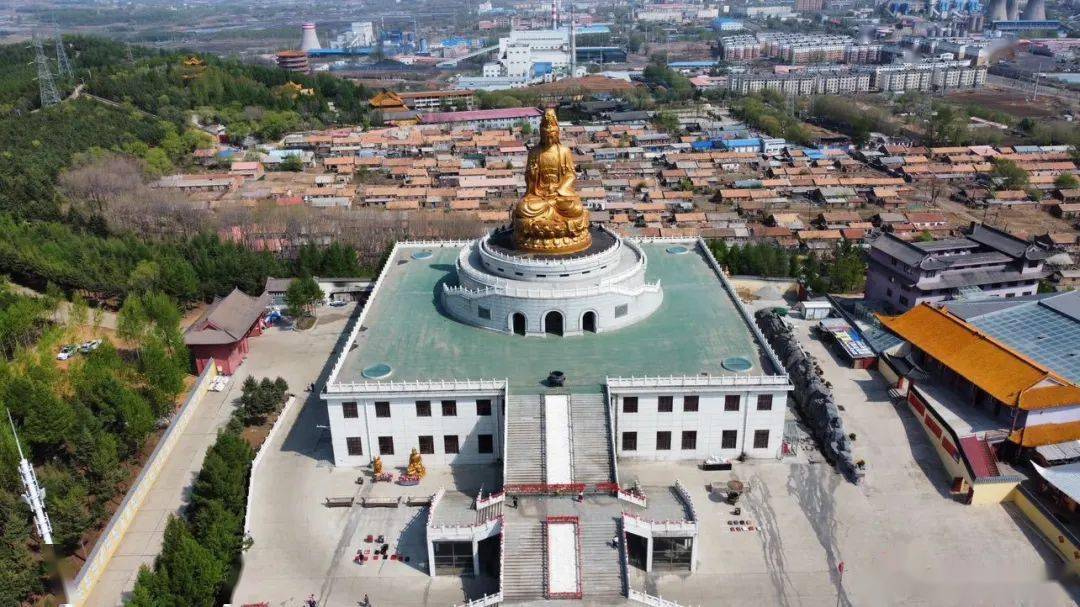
{"left": 58, "top": 154, "right": 144, "bottom": 216}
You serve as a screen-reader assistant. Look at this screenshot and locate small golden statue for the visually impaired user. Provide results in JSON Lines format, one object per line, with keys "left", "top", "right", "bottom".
{"left": 512, "top": 108, "right": 591, "bottom": 255}
{"left": 372, "top": 456, "right": 383, "bottom": 475}
{"left": 407, "top": 448, "right": 426, "bottom": 479}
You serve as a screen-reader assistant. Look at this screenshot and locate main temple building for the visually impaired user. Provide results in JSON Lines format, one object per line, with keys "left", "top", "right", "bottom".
{"left": 322, "top": 110, "right": 793, "bottom": 602}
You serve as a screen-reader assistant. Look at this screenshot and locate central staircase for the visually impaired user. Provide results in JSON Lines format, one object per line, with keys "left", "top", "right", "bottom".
{"left": 569, "top": 393, "right": 615, "bottom": 485}
{"left": 501, "top": 518, "right": 546, "bottom": 601}
{"left": 505, "top": 394, "right": 545, "bottom": 485}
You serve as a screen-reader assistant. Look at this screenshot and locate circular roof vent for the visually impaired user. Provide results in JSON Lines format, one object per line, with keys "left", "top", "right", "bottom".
{"left": 411, "top": 250, "right": 433, "bottom": 260}
{"left": 666, "top": 245, "right": 690, "bottom": 255}
{"left": 722, "top": 357, "right": 753, "bottom": 372}
{"left": 362, "top": 363, "right": 393, "bottom": 380}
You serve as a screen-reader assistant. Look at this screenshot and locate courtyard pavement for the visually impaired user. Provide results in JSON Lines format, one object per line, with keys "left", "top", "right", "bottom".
{"left": 622, "top": 315, "right": 1080, "bottom": 607}
{"left": 83, "top": 304, "right": 357, "bottom": 607}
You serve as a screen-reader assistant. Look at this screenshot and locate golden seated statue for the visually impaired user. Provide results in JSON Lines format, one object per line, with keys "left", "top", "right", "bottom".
{"left": 512, "top": 109, "right": 591, "bottom": 255}
{"left": 407, "top": 448, "right": 426, "bottom": 479}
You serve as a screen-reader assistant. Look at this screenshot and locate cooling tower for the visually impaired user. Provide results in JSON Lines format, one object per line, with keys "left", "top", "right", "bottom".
{"left": 300, "top": 23, "right": 322, "bottom": 52}
{"left": 1020, "top": 0, "right": 1046, "bottom": 20}
{"left": 1005, "top": 0, "right": 1019, "bottom": 19}
{"left": 986, "top": 0, "right": 1007, "bottom": 20}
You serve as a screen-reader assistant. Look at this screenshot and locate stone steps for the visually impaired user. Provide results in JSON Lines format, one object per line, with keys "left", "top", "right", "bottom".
{"left": 506, "top": 395, "right": 545, "bottom": 485}
{"left": 578, "top": 518, "right": 625, "bottom": 599}
{"left": 501, "top": 519, "right": 546, "bottom": 601}
{"left": 570, "top": 393, "right": 615, "bottom": 485}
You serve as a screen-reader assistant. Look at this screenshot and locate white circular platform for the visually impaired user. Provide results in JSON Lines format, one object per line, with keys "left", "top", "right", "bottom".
{"left": 441, "top": 227, "right": 663, "bottom": 336}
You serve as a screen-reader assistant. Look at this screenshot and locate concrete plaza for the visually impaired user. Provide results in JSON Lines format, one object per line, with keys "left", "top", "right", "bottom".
{"left": 83, "top": 303, "right": 358, "bottom": 607}
{"left": 623, "top": 316, "right": 1080, "bottom": 607}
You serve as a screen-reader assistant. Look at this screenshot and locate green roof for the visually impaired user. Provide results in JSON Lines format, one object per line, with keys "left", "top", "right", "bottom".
{"left": 341, "top": 242, "right": 766, "bottom": 391}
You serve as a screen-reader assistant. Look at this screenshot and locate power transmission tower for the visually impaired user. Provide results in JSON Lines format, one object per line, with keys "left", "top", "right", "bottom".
{"left": 31, "top": 35, "right": 61, "bottom": 107}
{"left": 54, "top": 29, "right": 74, "bottom": 80}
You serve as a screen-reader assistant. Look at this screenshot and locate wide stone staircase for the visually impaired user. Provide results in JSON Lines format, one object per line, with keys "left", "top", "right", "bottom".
{"left": 505, "top": 394, "right": 545, "bottom": 485}
{"left": 501, "top": 518, "right": 546, "bottom": 601}
{"left": 570, "top": 393, "right": 615, "bottom": 485}
{"left": 579, "top": 516, "right": 626, "bottom": 599}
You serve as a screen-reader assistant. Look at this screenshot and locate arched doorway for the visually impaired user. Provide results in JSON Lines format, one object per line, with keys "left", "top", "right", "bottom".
{"left": 544, "top": 311, "right": 563, "bottom": 336}
{"left": 512, "top": 312, "right": 527, "bottom": 336}
{"left": 582, "top": 311, "right": 597, "bottom": 333}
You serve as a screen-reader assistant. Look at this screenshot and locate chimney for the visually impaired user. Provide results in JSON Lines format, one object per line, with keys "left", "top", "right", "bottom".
{"left": 985, "top": 0, "right": 1008, "bottom": 20}
{"left": 300, "top": 23, "right": 322, "bottom": 52}
{"left": 1020, "top": 0, "right": 1046, "bottom": 20}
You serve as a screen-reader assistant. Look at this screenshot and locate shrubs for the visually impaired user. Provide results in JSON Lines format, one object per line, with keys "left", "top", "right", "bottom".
{"left": 238, "top": 376, "right": 289, "bottom": 426}
{"left": 128, "top": 426, "right": 254, "bottom": 607}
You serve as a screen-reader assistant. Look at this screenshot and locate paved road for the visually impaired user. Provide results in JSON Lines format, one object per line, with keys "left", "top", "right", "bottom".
{"left": 82, "top": 305, "right": 357, "bottom": 606}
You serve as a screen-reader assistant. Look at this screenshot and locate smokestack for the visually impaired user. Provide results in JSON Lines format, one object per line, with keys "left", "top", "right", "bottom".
{"left": 300, "top": 23, "right": 322, "bottom": 51}
{"left": 986, "top": 0, "right": 1007, "bottom": 20}
{"left": 1020, "top": 0, "right": 1046, "bottom": 20}
{"left": 552, "top": 0, "right": 559, "bottom": 29}
{"left": 1005, "top": 0, "right": 1019, "bottom": 19}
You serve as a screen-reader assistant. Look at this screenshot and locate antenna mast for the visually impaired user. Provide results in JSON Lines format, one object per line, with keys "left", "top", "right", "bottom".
{"left": 8, "top": 409, "right": 53, "bottom": 545}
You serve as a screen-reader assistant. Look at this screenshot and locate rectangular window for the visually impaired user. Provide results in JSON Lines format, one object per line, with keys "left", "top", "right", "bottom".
{"left": 375, "top": 401, "right": 391, "bottom": 418}
{"left": 444, "top": 435, "right": 460, "bottom": 454}
{"left": 346, "top": 436, "right": 363, "bottom": 456}
{"left": 683, "top": 395, "right": 699, "bottom": 412}
{"left": 416, "top": 400, "right": 431, "bottom": 417}
{"left": 757, "top": 395, "right": 773, "bottom": 411}
{"left": 722, "top": 430, "right": 737, "bottom": 449}
{"left": 753, "top": 429, "right": 770, "bottom": 449}
{"left": 681, "top": 431, "right": 697, "bottom": 450}
{"left": 477, "top": 305, "right": 491, "bottom": 320}
{"left": 442, "top": 400, "right": 457, "bottom": 416}
{"left": 658, "top": 396, "right": 674, "bottom": 412}
{"left": 476, "top": 399, "right": 492, "bottom": 416}
{"left": 418, "top": 435, "right": 434, "bottom": 454}
{"left": 342, "top": 402, "right": 358, "bottom": 419}
{"left": 622, "top": 431, "right": 637, "bottom": 451}
{"left": 623, "top": 397, "right": 638, "bottom": 413}
{"left": 724, "top": 395, "right": 740, "bottom": 411}
{"left": 615, "top": 303, "right": 628, "bottom": 318}
{"left": 478, "top": 434, "right": 494, "bottom": 454}
{"left": 378, "top": 436, "right": 395, "bottom": 455}
{"left": 656, "top": 431, "right": 672, "bottom": 451}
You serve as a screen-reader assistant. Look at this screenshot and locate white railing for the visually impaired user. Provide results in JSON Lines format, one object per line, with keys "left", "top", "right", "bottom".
{"left": 629, "top": 588, "right": 693, "bottom": 607}
{"left": 325, "top": 241, "right": 402, "bottom": 386}
{"left": 674, "top": 480, "right": 698, "bottom": 525}
{"left": 426, "top": 487, "right": 446, "bottom": 531}
{"left": 444, "top": 280, "right": 661, "bottom": 301}
{"left": 427, "top": 516, "right": 503, "bottom": 542}
{"left": 455, "top": 243, "right": 650, "bottom": 294}
{"left": 453, "top": 592, "right": 503, "bottom": 607}
{"left": 696, "top": 238, "right": 787, "bottom": 374}
{"left": 479, "top": 226, "right": 623, "bottom": 267}
{"left": 475, "top": 490, "right": 505, "bottom": 510}
{"left": 617, "top": 488, "right": 648, "bottom": 508}
{"left": 245, "top": 396, "right": 298, "bottom": 535}
{"left": 622, "top": 513, "right": 698, "bottom": 536}
{"left": 607, "top": 374, "right": 791, "bottom": 389}
{"left": 327, "top": 378, "right": 507, "bottom": 394}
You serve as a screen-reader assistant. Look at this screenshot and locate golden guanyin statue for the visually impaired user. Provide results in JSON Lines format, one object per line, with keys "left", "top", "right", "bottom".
{"left": 407, "top": 448, "right": 426, "bottom": 479}
{"left": 372, "top": 456, "right": 383, "bottom": 475}
{"left": 512, "top": 109, "right": 591, "bottom": 255}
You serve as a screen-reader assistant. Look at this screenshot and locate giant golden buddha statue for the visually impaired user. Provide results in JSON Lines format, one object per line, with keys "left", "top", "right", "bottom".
{"left": 512, "top": 109, "right": 591, "bottom": 255}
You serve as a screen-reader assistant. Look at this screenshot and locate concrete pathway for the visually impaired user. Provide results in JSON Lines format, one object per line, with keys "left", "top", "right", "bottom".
{"left": 82, "top": 304, "right": 358, "bottom": 606}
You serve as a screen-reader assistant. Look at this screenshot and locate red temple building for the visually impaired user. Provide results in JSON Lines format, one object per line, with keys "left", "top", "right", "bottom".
{"left": 184, "top": 288, "right": 270, "bottom": 375}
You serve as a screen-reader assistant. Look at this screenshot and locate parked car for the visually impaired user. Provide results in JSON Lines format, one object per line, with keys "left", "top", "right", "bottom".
{"left": 329, "top": 299, "right": 348, "bottom": 307}
{"left": 79, "top": 339, "right": 103, "bottom": 354}
{"left": 56, "top": 345, "right": 77, "bottom": 360}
